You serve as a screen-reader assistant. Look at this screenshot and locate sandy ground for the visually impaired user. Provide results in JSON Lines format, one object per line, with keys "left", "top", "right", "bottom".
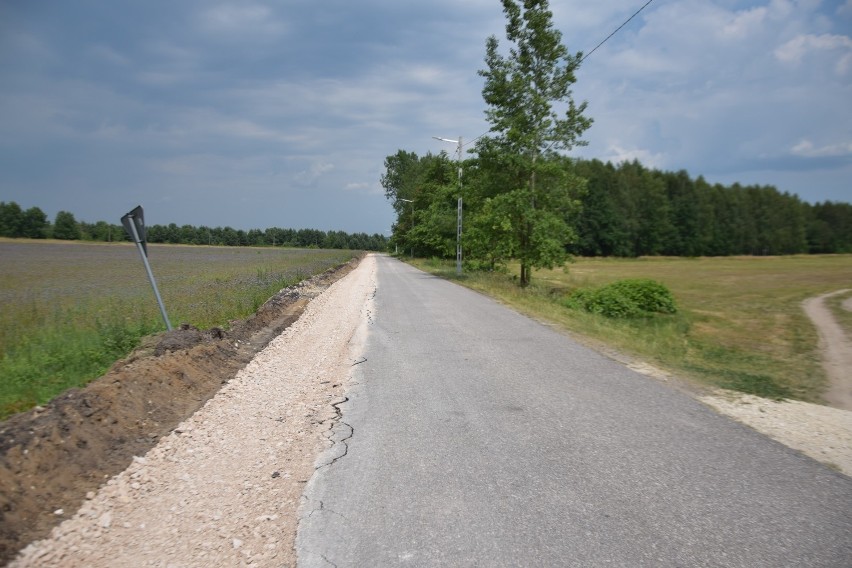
{"left": 10, "top": 256, "right": 377, "bottom": 567}
{"left": 700, "top": 391, "right": 852, "bottom": 475}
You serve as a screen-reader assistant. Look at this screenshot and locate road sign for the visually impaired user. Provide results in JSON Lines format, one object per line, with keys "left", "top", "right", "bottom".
{"left": 120, "top": 205, "right": 172, "bottom": 331}
{"left": 121, "top": 205, "right": 147, "bottom": 257}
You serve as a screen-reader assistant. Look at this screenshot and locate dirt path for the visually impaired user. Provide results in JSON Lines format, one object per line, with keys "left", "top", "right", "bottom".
{"left": 9, "top": 255, "right": 377, "bottom": 567}
{"left": 802, "top": 289, "right": 852, "bottom": 410}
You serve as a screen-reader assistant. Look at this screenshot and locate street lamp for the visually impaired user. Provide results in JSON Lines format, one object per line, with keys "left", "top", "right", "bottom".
{"left": 399, "top": 198, "right": 414, "bottom": 258}
{"left": 433, "top": 136, "right": 463, "bottom": 275}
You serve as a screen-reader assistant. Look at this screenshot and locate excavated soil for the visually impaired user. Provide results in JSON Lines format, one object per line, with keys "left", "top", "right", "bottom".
{"left": 0, "top": 256, "right": 362, "bottom": 564}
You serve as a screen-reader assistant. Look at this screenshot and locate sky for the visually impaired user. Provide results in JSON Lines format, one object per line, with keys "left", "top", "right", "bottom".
{"left": 1, "top": 0, "right": 850, "bottom": 236}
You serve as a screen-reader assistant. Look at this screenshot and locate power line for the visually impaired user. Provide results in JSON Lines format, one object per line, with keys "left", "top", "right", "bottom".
{"left": 581, "top": 0, "right": 655, "bottom": 63}
{"left": 462, "top": 1, "right": 656, "bottom": 149}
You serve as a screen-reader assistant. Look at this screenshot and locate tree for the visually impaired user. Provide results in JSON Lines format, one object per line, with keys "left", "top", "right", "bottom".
{"left": 20, "top": 207, "right": 49, "bottom": 238}
{"left": 53, "top": 211, "right": 81, "bottom": 240}
{"left": 381, "top": 150, "right": 457, "bottom": 258}
{"left": 476, "top": 0, "right": 592, "bottom": 285}
{"left": 0, "top": 201, "right": 24, "bottom": 237}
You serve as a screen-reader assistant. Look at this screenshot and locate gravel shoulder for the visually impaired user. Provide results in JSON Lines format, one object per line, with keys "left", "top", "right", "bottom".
{"left": 9, "top": 255, "right": 377, "bottom": 567}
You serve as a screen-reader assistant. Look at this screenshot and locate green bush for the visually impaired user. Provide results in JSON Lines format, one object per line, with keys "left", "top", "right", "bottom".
{"left": 564, "top": 279, "right": 677, "bottom": 318}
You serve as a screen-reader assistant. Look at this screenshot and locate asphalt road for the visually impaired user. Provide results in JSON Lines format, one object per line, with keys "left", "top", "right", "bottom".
{"left": 297, "top": 255, "right": 852, "bottom": 567}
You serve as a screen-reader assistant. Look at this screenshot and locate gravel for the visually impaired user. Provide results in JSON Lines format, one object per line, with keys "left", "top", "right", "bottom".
{"left": 10, "top": 255, "right": 377, "bottom": 567}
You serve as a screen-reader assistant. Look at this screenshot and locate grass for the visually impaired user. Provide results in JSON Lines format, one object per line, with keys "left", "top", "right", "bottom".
{"left": 0, "top": 239, "right": 358, "bottom": 418}
{"left": 411, "top": 255, "right": 852, "bottom": 403}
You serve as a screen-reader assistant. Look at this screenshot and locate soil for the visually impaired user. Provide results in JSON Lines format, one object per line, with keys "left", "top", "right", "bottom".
{"left": 1, "top": 260, "right": 850, "bottom": 566}
{"left": 0, "top": 255, "right": 364, "bottom": 565}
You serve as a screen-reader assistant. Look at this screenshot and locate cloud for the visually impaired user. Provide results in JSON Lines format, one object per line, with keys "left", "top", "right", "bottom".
{"left": 294, "top": 161, "right": 335, "bottom": 186}
{"left": 791, "top": 139, "right": 852, "bottom": 158}
{"left": 344, "top": 182, "right": 382, "bottom": 195}
{"left": 775, "top": 33, "right": 852, "bottom": 73}
{"left": 1, "top": 0, "right": 850, "bottom": 233}
{"left": 198, "top": 3, "right": 286, "bottom": 37}
{"left": 600, "top": 145, "right": 667, "bottom": 169}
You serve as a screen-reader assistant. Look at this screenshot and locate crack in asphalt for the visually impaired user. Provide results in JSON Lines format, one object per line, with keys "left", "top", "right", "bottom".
{"left": 315, "top": 396, "right": 353, "bottom": 471}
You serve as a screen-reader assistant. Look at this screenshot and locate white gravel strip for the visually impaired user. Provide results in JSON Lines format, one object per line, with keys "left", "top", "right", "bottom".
{"left": 11, "top": 255, "right": 377, "bottom": 568}
{"left": 701, "top": 390, "right": 852, "bottom": 477}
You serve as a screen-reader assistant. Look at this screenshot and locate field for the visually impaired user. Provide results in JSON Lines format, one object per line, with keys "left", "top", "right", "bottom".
{"left": 0, "top": 240, "right": 358, "bottom": 418}
{"left": 415, "top": 255, "right": 852, "bottom": 403}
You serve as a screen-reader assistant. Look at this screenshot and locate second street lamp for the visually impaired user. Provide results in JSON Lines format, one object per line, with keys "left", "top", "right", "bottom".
{"left": 433, "top": 136, "right": 463, "bottom": 275}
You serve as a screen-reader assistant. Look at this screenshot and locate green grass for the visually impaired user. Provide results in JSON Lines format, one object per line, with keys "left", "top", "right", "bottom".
{"left": 411, "top": 255, "right": 852, "bottom": 403}
{"left": 0, "top": 240, "right": 358, "bottom": 418}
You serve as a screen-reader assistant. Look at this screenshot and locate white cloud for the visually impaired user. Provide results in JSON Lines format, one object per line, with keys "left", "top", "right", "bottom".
{"left": 294, "top": 161, "right": 335, "bottom": 186}
{"left": 774, "top": 33, "right": 852, "bottom": 70}
{"left": 791, "top": 139, "right": 852, "bottom": 157}
{"left": 601, "top": 145, "right": 666, "bottom": 169}
{"left": 199, "top": 3, "right": 286, "bottom": 36}
{"left": 722, "top": 6, "right": 768, "bottom": 39}
{"left": 344, "top": 182, "right": 382, "bottom": 195}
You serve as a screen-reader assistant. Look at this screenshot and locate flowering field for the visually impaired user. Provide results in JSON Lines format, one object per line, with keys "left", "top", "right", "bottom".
{"left": 0, "top": 240, "right": 358, "bottom": 417}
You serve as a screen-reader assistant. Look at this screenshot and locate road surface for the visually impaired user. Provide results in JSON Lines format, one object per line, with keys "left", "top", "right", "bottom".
{"left": 298, "top": 255, "right": 852, "bottom": 567}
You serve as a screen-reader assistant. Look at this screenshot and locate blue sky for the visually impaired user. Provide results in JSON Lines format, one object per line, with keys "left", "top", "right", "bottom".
{"left": 1, "top": 0, "right": 850, "bottom": 235}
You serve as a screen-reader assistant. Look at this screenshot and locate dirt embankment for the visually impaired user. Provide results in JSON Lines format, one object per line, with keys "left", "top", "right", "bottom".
{"left": 0, "top": 255, "right": 362, "bottom": 565}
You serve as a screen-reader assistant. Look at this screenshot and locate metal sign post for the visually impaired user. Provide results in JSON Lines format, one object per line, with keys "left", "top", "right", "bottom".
{"left": 121, "top": 205, "right": 172, "bottom": 331}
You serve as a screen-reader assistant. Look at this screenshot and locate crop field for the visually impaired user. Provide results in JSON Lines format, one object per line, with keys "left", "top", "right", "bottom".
{"left": 0, "top": 240, "right": 358, "bottom": 418}
{"left": 416, "top": 255, "right": 852, "bottom": 403}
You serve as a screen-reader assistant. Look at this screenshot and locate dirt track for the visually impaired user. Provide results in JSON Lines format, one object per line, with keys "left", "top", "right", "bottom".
{"left": 803, "top": 289, "right": 852, "bottom": 410}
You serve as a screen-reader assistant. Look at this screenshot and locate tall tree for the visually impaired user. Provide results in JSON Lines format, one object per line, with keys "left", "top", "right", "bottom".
{"left": 20, "top": 207, "right": 48, "bottom": 239}
{"left": 0, "top": 201, "right": 24, "bottom": 237}
{"left": 476, "top": 0, "right": 592, "bottom": 285}
{"left": 52, "top": 211, "right": 81, "bottom": 240}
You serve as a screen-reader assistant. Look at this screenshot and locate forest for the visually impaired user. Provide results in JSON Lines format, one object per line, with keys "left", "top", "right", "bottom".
{"left": 0, "top": 202, "right": 388, "bottom": 251}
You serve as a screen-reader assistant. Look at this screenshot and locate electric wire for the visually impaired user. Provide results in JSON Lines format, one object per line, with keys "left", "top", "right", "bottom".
{"left": 581, "top": 0, "right": 655, "bottom": 63}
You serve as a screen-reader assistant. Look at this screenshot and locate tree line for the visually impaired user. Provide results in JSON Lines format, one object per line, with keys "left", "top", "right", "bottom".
{"left": 383, "top": 151, "right": 851, "bottom": 262}
{"left": 572, "top": 159, "right": 851, "bottom": 256}
{"left": 0, "top": 202, "right": 388, "bottom": 251}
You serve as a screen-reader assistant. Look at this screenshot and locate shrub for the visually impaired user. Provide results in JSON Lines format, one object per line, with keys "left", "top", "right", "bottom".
{"left": 564, "top": 278, "right": 677, "bottom": 318}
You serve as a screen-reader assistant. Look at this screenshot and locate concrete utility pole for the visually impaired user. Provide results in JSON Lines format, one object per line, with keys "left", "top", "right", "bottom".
{"left": 433, "top": 136, "right": 463, "bottom": 275}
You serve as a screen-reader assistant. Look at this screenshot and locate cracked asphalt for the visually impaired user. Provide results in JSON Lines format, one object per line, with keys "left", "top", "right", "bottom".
{"left": 296, "top": 255, "right": 852, "bottom": 567}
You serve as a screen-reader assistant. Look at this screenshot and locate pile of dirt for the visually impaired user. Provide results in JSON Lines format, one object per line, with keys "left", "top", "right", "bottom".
{"left": 0, "top": 256, "right": 361, "bottom": 564}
